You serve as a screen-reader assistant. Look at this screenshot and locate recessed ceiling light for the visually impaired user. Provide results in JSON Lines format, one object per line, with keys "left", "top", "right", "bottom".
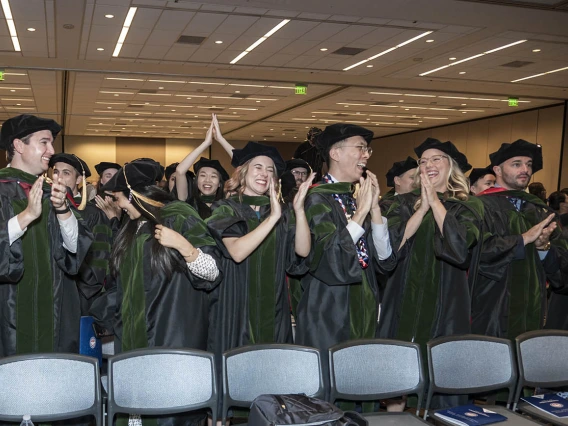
{"left": 399, "top": 100, "right": 404, "bottom": 102}
{"left": 320, "top": 48, "right": 328, "bottom": 52}
{"left": 462, "top": 111, "right": 467, "bottom": 113}
{"left": 532, "top": 49, "right": 541, "bottom": 52}
{"left": 270, "top": 128, "right": 274, "bottom": 131}
{"left": 461, "top": 103, "right": 466, "bottom": 106}
{"left": 107, "top": 106, "right": 112, "bottom": 109}
{"left": 294, "top": 136, "right": 297, "bottom": 139}
{"left": 187, "top": 97, "right": 191, "bottom": 100}
{"left": 97, "top": 47, "right": 104, "bottom": 51}
{"left": 215, "top": 40, "right": 223, "bottom": 44}
{"left": 426, "top": 39, "right": 434, "bottom": 43}
{"left": 449, "top": 57, "right": 456, "bottom": 60}
{"left": 158, "top": 86, "right": 164, "bottom": 89}
{"left": 27, "top": 28, "right": 35, "bottom": 32}
{"left": 171, "top": 109, "right": 176, "bottom": 111}
{"left": 16, "top": 103, "right": 20, "bottom": 105}
{"left": 256, "top": 100, "right": 260, "bottom": 102}
{"left": 105, "top": 14, "right": 114, "bottom": 18}
{"left": 366, "top": 65, "right": 373, "bottom": 68}
{"left": 235, "top": 90, "right": 240, "bottom": 93}
{"left": 459, "top": 71, "right": 466, "bottom": 74}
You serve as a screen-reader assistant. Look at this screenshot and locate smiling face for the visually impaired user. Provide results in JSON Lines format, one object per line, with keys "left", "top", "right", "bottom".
{"left": 13, "top": 129, "right": 55, "bottom": 175}
{"left": 495, "top": 156, "right": 532, "bottom": 190}
{"left": 394, "top": 168, "right": 417, "bottom": 195}
{"left": 243, "top": 156, "right": 275, "bottom": 196}
{"left": 419, "top": 148, "right": 450, "bottom": 193}
{"left": 328, "top": 135, "right": 370, "bottom": 183}
{"left": 111, "top": 191, "right": 141, "bottom": 220}
{"left": 52, "top": 162, "right": 81, "bottom": 195}
{"left": 197, "top": 166, "right": 221, "bottom": 196}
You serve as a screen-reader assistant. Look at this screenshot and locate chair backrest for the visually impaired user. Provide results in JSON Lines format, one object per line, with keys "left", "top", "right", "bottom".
{"left": 514, "top": 329, "right": 568, "bottom": 409}
{"left": 0, "top": 353, "right": 102, "bottom": 426}
{"left": 425, "top": 335, "right": 517, "bottom": 417}
{"left": 329, "top": 339, "right": 425, "bottom": 414}
{"left": 222, "top": 344, "right": 324, "bottom": 422}
{"left": 107, "top": 348, "right": 217, "bottom": 425}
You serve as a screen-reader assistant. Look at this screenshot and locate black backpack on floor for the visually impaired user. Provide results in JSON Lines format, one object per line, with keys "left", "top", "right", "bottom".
{"left": 249, "top": 394, "right": 368, "bottom": 426}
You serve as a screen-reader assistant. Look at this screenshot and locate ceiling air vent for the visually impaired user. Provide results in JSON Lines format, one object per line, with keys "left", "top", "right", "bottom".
{"left": 209, "top": 107, "right": 224, "bottom": 111}
{"left": 180, "top": 125, "right": 191, "bottom": 128}
{"left": 371, "top": 101, "right": 392, "bottom": 106}
{"left": 262, "top": 135, "right": 275, "bottom": 138}
{"left": 110, "top": 130, "right": 122, "bottom": 132}
{"left": 139, "top": 89, "right": 158, "bottom": 94}
{"left": 177, "top": 35, "right": 207, "bottom": 45}
{"left": 333, "top": 113, "right": 349, "bottom": 117}
{"left": 127, "top": 104, "right": 144, "bottom": 108}
{"left": 283, "top": 128, "right": 295, "bottom": 132}
{"left": 500, "top": 61, "right": 534, "bottom": 68}
{"left": 331, "top": 47, "right": 366, "bottom": 56}
{"left": 231, "top": 94, "right": 250, "bottom": 98}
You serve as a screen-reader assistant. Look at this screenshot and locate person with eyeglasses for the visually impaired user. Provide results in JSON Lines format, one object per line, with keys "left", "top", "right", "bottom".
{"left": 285, "top": 158, "right": 312, "bottom": 188}
{"left": 377, "top": 137, "right": 483, "bottom": 409}
{"left": 292, "top": 123, "right": 396, "bottom": 402}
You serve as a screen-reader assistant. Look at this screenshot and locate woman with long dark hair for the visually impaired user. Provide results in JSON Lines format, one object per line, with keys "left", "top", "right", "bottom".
{"left": 174, "top": 114, "right": 232, "bottom": 219}
{"left": 100, "top": 159, "right": 222, "bottom": 354}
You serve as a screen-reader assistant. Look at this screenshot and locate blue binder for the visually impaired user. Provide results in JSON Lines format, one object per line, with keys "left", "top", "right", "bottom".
{"left": 79, "top": 316, "right": 102, "bottom": 365}
{"left": 521, "top": 394, "right": 568, "bottom": 418}
{"left": 434, "top": 405, "right": 507, "bottom": 426}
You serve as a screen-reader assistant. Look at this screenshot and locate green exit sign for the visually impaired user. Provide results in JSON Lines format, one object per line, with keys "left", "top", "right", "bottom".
{"left": 508, "top": 97, "right": 519, "bottom": 107}
{"left": 0, "top": 71, "right": 4, "bottom": 81}
{"left": 295, "top": 84, "right": 307, "bottom": 95}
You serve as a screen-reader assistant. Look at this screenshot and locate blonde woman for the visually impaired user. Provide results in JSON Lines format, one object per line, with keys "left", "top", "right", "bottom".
{"left": 378, "top": 138, "right": 484, "bottom": 408}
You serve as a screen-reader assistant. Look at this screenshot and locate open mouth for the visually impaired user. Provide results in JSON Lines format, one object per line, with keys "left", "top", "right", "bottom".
{"left": 427, "top": 171, "right": 439, "bottom": 178}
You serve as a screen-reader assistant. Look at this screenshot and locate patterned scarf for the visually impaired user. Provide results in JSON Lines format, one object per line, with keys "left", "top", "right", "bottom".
{"left": 323, "top": 174, "right": 369, "bottom": 269}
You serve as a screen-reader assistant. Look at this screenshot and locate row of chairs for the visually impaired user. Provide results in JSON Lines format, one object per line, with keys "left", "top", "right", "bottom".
{"left": 0, "top": 329, "right": 566, "bottom": 426}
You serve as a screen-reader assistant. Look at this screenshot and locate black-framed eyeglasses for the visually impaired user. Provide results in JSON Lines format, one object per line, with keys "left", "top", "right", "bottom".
{"left": 340, "top": 145, "right": 373, "bottom": 156}
{"left": 291, "top": 170, "right": 308, "bottom": 177}
{"left": 417, "top": 155, "right": 448, "bottom": 166}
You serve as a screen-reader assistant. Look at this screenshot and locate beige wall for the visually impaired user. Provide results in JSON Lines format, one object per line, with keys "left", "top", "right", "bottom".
{"left": 369, "top": 104, "right": 566, "bottom": 193}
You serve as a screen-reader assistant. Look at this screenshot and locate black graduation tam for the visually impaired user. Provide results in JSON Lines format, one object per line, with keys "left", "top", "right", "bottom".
{"left": 194, "top": 157, "right": 230, "bottom": 181}
{"left": 414, "top": 137, "right": 472, "bottom": 173}
{"left": 489, "top": 139, "right": 543, "bottom": 173}
{"left": 101, "top": 159, "right": 163, "bottom": 192}
{"left": 231, "top": 141, "right": 286, "bottom": 176}
{"left": 165, "top": 162, "right": 178, "bottom": 181}
{"left": 280, "top": 170, "right": 297, "bottom": 198}
{"left": 94, "top": 162, "right": 121, "bottom": 176}
{"left": 49, "top": 153, "right": 91, "bottom": 178}
{"left": 385, "top": 156, "right": 417, "bottom": 187}
{"left": 286, "top": 158, "right": 311, "bottom": 173}
{"left": 0, "top": 114, "right": 61, "bottom": 150}
{"left": 468, "top": 166, "right": 495, "bottom": 186}
{"left": 314, "top": 123, "right": 373, "bottom": 161}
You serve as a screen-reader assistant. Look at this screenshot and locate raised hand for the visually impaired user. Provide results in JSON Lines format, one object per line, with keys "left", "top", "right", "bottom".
{"left": 268, "top": 178, "right": 282, "bottom": 221}
{"left": 154, "top": 224, "right": 197, "bottom": 261}
{"left": 366, "top": 170, "right": 381, "bottom": 207}
{"left": 522, "top": 213, "right": 556, "bottom": 246}
{"left": 26, "top": 176, "right": 44, "bottom": 220}
{"left": 50, "top": 177, "right": 68, "bottom": 210}
{"left": 293, "top": 172, "right": 316, "bottom": 212}
{"left": 204, "top": 119, "right": 214, "bottom": 146}
{"left": 211, "top": 113, "right": 224, "bottom": 141}
{"left": 95, "top": 195, "right": 122, "bottom": 220}
{"left": 420, "top": 171, "right": 438, "bottom": 206}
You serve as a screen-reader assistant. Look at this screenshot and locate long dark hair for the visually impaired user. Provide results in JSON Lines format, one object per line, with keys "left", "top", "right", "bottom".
{"left": 192, "top": 171, "right": 225, "bottom": 218}
{"left": 110, "top": 185, "right": 186, "bottom": 280}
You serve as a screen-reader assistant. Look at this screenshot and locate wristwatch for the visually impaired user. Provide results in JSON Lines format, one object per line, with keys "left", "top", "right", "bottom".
{"left": 536, "top": 241, "right": 551, "bottom": 251}
{"left": 54, "top": 199, "right": 70, "bottom": 214}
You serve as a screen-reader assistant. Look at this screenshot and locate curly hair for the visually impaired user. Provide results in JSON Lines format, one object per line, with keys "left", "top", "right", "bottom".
{"left": 413, "top": 156, "right": 470, "bottom": 211}
{"left": 224, "top": 158, "right": 280, "bottom": 199}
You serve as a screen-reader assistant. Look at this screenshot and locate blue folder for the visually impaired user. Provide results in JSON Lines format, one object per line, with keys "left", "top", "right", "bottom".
{"left": 521, "top": 394, "right": 568, "bottom": 418}
{"left": 79, "top": 316, "right": 102, "bottom": 365}
{"left": 434, "top": 405, "right": 508, "bottom": 426}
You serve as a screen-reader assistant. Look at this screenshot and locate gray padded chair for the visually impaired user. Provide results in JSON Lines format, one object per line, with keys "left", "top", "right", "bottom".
{"left": 425, "top": 335, "right": 539, "bottom": 425}
{"left": 107, "top": 348, "right": 217, "bottom": 426}
{"left": 0, "top": 353, "right": 102, "bottom": 426}
{"left": 222, "top": 344, "right": 324, "bottom": 423}
{"left": 329, "top": 339, "right": 429, "bottom": 426}
{"left": 514, "top": 329, "right": 568, "bottom": 425}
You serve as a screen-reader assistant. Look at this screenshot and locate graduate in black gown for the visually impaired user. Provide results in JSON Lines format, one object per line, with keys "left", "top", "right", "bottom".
{"left": 206, "top": 142, "right": 314, "bottom": 416}
{"left": 378, "top": 138, "right": 483, "bottom": 409}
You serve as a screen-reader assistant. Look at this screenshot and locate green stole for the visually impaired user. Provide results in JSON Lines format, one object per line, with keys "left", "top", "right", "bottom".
{"left": 230, "top": 195, "right": 280, "bottom": 344}
{"left": 0, "top": 168, "right": 55, "bottom": 354}
{"left": 307, "top": 183, "right": 376, "bottom": 341}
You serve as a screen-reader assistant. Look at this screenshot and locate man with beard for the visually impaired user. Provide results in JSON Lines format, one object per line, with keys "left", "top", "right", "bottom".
{"left": 472, "top": 139, "right": 568, "bottom": 339}
{"left": 285, "top": 158, "right": 311, "bottom": 188}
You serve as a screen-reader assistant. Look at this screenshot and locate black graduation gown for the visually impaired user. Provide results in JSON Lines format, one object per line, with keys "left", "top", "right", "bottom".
{"left": 378, "top": 191, "right": 483, "bottom": 344}
{"left": 112, "top": 201, "right": 222, "bottom": 353}
{"left": 474, "top": 190, "right": 568, "bottom": 338}
{"left": 73, "top": 197, "right": 113, "bottom": 315}
{"left": 293, "top": 183, "right": 397, "bottom": 396}
{"left": 206, "top": 196, "right": 297, "bottom": 356}
{"left": 0, "top": 167, "right": 93, "bottom": 357}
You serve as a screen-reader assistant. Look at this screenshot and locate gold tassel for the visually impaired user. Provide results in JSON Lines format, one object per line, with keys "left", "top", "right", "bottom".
{"left": 78, "top": 173, "right": 87, "bottom": 211}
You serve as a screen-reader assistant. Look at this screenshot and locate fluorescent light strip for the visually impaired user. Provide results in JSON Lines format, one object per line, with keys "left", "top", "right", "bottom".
{"left": 229, "top": 107, "right": 258, "bottom": 110}
{"left": 1, "top": 0, "right": 20, "bottom": 52}
{"left": 175, "top": 94, "right": 208, "bottom": 98}
{"left": 343, "top": 31, "right": 433, "bottom": 71}
{"left": 511, "top": 65, "right": 568, "bottom": 83}
{"left": 137, "top": 93, "right": 172, "bottom": 96}
{"left": 112, "top": 7, "right": 137, "bottom": 57}
{"left": 369, "top": 92, "right": 403, "bottom": 96}
{"left": 0, "top": 87, "right": 29, "bottom": 90}
{"left": 188, "top": 81, "right": 225, "bottom": 85}
{"left": 337, "top": 102, "right": 366, "bottom": 106}
{"left": 230, "top": 19, "right": 290, "bottom": 64}
{"left": 404, "top": 94, "right": 436, "bottom": 98}
{"left": 100, "top": 91, "right": 135, "bottom": 94}
{"left": 148, "top": 79, "right": 186, "bottom": 83}
{"left": 106, "top": 77, "right": 144, "bottom": 81}
{"left": 228, "top": 83, "right": 265, "bottom": 88}
{"left": 419, "top": 40, "right": 526, "bottom": 76}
